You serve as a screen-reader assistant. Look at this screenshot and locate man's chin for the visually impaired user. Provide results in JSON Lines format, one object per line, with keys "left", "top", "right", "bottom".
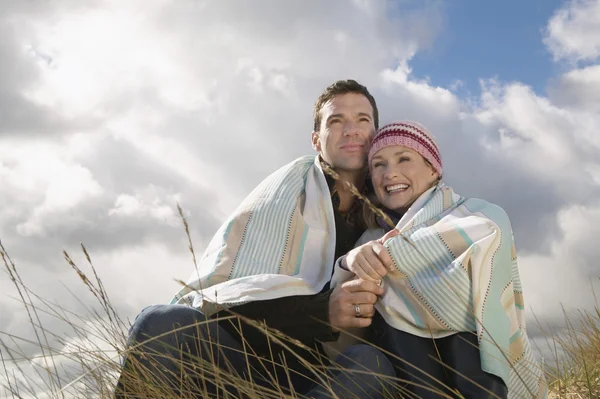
{"left": 330, "top": 156, "right": 367, "bottom": 171}
{"left": 333, "top": 163, "right": 367, "bottom": 173}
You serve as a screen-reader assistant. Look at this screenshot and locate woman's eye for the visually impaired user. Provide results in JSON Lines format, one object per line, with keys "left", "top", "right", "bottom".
{"left": 399, "top": 157, "right": 410, "bottom": 162}
{"left": 373, "top": 162, "right": 383, "bottom": 168}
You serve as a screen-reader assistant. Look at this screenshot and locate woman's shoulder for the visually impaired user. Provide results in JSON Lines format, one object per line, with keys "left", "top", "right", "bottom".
{"left": 459, "top": 197, "right": 512, "bottom": 229}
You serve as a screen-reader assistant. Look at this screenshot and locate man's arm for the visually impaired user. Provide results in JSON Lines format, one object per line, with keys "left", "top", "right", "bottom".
{"left": 221, "top": 290, "right": 338, "bottom": 344}
{"left": 213, "top": 279, "right": 384, "bottom": 346}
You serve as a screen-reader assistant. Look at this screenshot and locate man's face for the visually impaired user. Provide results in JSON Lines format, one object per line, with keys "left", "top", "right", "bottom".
{"left": 311, "top": 93, "right": 376, "bottom": 172}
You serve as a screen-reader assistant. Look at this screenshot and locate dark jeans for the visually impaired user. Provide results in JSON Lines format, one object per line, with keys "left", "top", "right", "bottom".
{"left": 370, "top": 313, "right": 508, "bottom": 399}
{"left": 115, "top": 304, "right": 395, "bottom": 398}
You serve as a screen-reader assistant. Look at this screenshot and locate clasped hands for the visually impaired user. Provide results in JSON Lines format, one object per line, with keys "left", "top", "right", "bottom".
{"left": 328, "top": 229, "right": 399, "bottom": 331}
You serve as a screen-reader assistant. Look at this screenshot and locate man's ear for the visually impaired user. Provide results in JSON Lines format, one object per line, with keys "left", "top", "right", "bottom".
{"left": 311, "top": 131, "right": 321, "bottom": 152}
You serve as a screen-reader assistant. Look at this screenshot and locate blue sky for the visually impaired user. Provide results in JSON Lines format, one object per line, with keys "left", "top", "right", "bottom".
{"left": 410, "top": 0, "right": 566, "bottom": 95}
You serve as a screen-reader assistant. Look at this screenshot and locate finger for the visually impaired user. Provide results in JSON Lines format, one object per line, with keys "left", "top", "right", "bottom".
{"left": 345, "top": 253, "right": 377, "bottom": 283}
{"left": 354, "top": 254, "right": 381, "bottom": 283}
{"left": 356, "top": 303, "right": 375, "bottom": 318}
{"left": 351, "top": 291, "right": 379, "bottom": 305}
{"left": 362, "top": 247, "right": 389, "bottom": 278}
{"left": 343, "top": 279, "right": 384, "bottom": 296}
{"left": 377, "top": 228, "right": 399, "bottom": 245}
{"left": 372, "top": 242, "right": 396, "bottom": 271}
{"left": 353, "top": 303, "right": 363, "bottom": 318}
{"left": 353, "top": 263, "right": 379, "bottom": 283}
{"left": 353, "top": 254, "right": 382, "bottom": 283}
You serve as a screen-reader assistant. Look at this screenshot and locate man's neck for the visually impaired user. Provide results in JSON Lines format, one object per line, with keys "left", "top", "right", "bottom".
{"left": 334, "top": 169, "right": 366, "bottom": 213}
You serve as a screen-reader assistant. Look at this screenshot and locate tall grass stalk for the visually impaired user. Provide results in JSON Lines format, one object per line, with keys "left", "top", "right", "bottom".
{"left": 0, "top": 169, "right": 596, "bottom": 397}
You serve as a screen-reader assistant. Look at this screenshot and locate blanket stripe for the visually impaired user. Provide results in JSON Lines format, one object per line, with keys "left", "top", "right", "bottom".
{"left": 171, "top": 155, "right": 336, "bottom": 314}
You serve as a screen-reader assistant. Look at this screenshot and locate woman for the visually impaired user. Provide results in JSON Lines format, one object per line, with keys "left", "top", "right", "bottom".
{"left": 331, "top": 121, "right": 547, "bottom": 399}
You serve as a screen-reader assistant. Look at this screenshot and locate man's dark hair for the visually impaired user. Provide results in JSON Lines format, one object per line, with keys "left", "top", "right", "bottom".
{"left": 313, "top": 79, "right": 379, "bottom": 131}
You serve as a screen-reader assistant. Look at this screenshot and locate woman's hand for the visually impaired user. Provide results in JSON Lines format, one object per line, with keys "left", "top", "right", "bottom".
{"left": 342, "top": 229, "right": 399, "bottom": 283}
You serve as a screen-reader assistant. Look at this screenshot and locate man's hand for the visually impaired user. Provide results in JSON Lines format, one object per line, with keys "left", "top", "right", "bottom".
{"left": 342, "top": 229, "right": 399, "bottom": 283}
{"left": 328, "top": 279, "right": 384, "bottom": 330}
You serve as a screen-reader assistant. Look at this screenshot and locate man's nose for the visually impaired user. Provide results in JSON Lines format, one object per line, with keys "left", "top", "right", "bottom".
{"left": 342, "top": 121, "right": 359, "bottom": 136}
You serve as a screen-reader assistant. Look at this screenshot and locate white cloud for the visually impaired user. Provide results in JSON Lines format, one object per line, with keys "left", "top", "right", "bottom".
{"left": 380, "top": 63, "right": 460, "bottom": 118}
{"left": 1, "top": 0, "right": 443, "bottom": 370}
{"left": 519, "top": 202, "right": 600, "bottom": 325}
{"left": 474, "top": 80, "right": 597, "bottom": 180}
{"left": 544, "top": 0, "right": 600, "bottom": 63}
{"left": 0, "top": 140, "right": 104, "bottom": 237}
{"left": 1, "top": 0, "right": 600, "bottom": 396}
{"left": 108, "top": 187, "right": 182, "bottom": 227}
{"left": 448, "top": 79, "right": 464, "bottom": 92}
{"left": 549, "top": 64, "right": 600, "bottom": 112}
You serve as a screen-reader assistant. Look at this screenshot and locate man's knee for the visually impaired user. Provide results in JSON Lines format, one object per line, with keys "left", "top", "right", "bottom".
{"left": 117, "top": 305, "right": 217, "bottom": 397}
{"left": 129, "top": 304, "right": 208, "bottom": 343}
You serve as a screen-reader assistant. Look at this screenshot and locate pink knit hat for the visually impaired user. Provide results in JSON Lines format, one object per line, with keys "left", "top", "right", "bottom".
{"left": 368, "top": 121, "right": 442, "bottom": 176}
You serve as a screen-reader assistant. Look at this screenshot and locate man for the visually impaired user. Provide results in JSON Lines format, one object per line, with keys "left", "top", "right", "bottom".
{"left": 115, "top": 80, "right": 396, "bottom": 399}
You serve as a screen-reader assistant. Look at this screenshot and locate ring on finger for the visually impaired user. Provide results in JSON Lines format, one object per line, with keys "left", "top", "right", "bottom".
{"left": 354, "top": 304, "right": 361, "bottom": 318}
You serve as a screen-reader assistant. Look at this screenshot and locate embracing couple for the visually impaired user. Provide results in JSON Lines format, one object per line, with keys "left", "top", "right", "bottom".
{"left": 115, "top": 80, "right": 547, "bottom": 398}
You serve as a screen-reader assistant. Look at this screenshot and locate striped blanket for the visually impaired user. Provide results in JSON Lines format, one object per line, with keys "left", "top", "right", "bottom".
{"left": 171, "top": 155, "right": 337, "bottom": 316}
{"left": 332, "top": 182, "right": 547, "bottom": 398}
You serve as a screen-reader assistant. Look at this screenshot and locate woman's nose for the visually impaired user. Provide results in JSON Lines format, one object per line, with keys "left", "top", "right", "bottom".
{"left": 384, "top": 167, "right": 397, "bottom": 179}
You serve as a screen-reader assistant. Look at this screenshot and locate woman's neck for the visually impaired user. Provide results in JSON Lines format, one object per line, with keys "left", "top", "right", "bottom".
{"left": 386, "top": 183, "right": 440, "bottom": 225}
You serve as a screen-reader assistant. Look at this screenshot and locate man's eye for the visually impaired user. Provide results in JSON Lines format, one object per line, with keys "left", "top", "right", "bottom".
{"left": 359, "top": 117, "right": 370, "bottom": 122}
{"left": 329, "top": 119, "right": 341, "bottom": 125}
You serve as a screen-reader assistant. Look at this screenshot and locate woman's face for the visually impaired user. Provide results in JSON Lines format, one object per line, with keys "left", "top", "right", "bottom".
{"left": 370, "top": 145, "right": 440, "bottom": 213}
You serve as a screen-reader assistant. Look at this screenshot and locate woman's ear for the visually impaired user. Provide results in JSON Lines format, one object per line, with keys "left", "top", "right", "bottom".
{"left": 430, "top": 168, "right": 441, "bottom": 185}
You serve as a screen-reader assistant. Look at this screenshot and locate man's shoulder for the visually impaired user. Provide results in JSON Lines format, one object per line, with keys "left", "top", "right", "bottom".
{"left": 268, "top": 155, "right": 317, "bottom": 176}
{"left": 286, "top": 155, "right": 317, "bottom": 167}
{"left": 244, "top": 155, "right": 318, "bottom": 201}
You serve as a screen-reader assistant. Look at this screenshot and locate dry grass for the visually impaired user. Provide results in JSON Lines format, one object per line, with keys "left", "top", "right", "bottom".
{"left": 0, "top": 238, "right": 406, "bottom": 398}
{"left": 541, "top": 303, "right": 600, "bottom": 398}
{"left": 1, "top": 231, "right": 598, "bottom": 398}
{"left": 1, "top": 175, "right": 597, "bottom": 397}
